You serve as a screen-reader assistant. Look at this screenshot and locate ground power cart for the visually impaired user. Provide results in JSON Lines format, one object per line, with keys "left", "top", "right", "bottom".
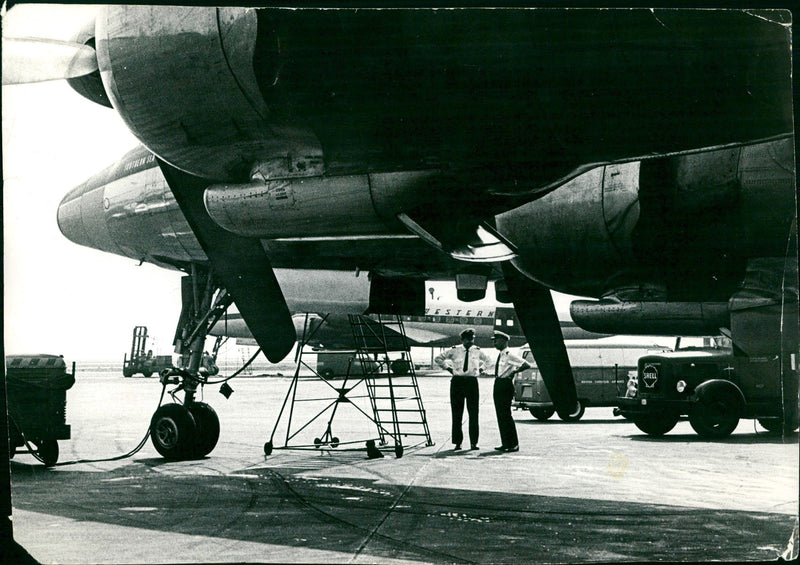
{"left": 6, "top": 354, "right": 76, "bottom": 466}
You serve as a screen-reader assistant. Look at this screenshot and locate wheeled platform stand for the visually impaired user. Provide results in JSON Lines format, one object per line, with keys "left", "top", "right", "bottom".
{"left": 263, "top": 313, "right": 433, "bottom": 459}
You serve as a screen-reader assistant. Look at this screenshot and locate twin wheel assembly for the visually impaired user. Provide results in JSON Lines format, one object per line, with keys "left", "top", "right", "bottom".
{"left": 150, "top": 402, "right": 220, "bottom": 460}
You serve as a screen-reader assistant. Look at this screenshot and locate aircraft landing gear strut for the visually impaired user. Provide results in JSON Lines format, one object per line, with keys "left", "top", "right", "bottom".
{"left": 149, "top": 266, "right": 231, "bottom": 460}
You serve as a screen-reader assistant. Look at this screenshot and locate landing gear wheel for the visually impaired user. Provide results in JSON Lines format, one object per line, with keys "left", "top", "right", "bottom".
{"left": 314, "top": 438, "right": 322, "bottom": 448}
{"left": 394, "top": 444, "right": 404, "bottom": 458}
{"left": 633, "top": 412, "right": 680, "bottom": 436}
{"left": 560, "top": 400, "right": 585, "bottom": 422}
{"left": 264, "top": 441, "right": 273, "bottom": 456}
{"left": 186, "top": 402, "right": 220, "bottom": 458}
{"left": 330, "top": 437, "right": 340, "bottom": 448}
{"left": 689, "top": 390, "right": 739, "bottom": 438}
{"left": 36, "top": 440, "right": 59, "bottom": 467}
{"left": 529, "top": 407, "right": 555, "bottom": 421}
{"left": 150, "top": 403, "right": 197, "bottom": 460}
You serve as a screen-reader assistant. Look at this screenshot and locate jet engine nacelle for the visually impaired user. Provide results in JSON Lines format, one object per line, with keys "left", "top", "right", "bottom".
{"left": 497, "top": 138, "right": 795, "bottom": 302}
{"left": 94, "top": 6, "right": 321, "bottom": 182}
{"left": 570, "top": 300, "right": 730, "bottom": 336}
{"left": 204, "top": 170, "right": 440, "bottom": 238}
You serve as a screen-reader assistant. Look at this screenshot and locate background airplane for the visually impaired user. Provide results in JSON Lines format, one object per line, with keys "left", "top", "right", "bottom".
{"left": 210, "top": 298, "right": 608, "bottom": 351}
{"left": 4, "top": 6, "right": 796, "bottom": 459}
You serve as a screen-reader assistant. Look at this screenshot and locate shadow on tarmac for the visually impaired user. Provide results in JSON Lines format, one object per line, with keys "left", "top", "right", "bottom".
{"left": 9, "top": 457, "right": 793, "bottom": 564}
{"left": 627, "top": 431, "right": 799, "bottom": 445}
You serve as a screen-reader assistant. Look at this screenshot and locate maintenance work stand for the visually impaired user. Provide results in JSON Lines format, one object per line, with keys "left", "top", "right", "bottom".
{"left": 264, "top": 313, "right": 434, "bottom": 458}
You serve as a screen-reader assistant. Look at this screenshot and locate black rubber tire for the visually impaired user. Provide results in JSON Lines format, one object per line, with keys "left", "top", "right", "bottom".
{"left": 688, "top": 390, "right": 740, "bottom": 438}
{"left": 186, "top": 402, "right": 220, "bottom": 458}
{"left": 390, "top": 359, "right": 410, "bottom": 375}
{"left": 633, "top": 413, "right": 680, "bottom": 436}
{"left": 142, "top": 370, "right": 153, "bottom": 378}
{"left": 36, "top": 440, "right": 59, "bottom": 467}
{"left": 757, "top": 417, "right": 799, "bottom": 434}
{"left": 320, "top": 368, "right": 335, "bottom": 380}
{"left": 395, "top": 444, "right": 404, "bottom": 458}
{"left": 559, "top": 400, "right": 586, "bottom": 422}
{"left": 529, "top": 407, "right": 555, "bottom": 421}
{"left": 150, "top": 403, "right": 197, "bottom": 460}
{"left": 264, "top": 441, "right": 273, "bottom": 456}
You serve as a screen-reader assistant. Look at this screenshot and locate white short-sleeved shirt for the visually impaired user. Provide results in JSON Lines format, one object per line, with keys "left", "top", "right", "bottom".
{"left": 494, "top": 348, "right": 527, "bottom": 379}
{"left": 434, "top": 344, "right": 491, "bottom": 377}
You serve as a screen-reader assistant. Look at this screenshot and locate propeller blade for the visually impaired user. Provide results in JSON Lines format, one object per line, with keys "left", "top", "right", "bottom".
{"left": 501, "top": 263, "right": 579, "bottom": 420}
{"left": 2, "top": 37, "right": 98, "bottom": 85}
{"left": 157, "top": 159, "right": 296, "bottom": 363}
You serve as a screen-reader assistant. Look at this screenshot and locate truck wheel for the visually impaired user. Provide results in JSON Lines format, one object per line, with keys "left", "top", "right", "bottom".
{"left": 529, "top": 407, "right": 555, "bottom": 421}
{"left": 150, "top": 404, "right": 197, "bottom": 460}
{"left": 142, "top": 370, "right": 153, "bottom": 378}
{"left": 187, "top": 402, "right": 220, "bottom": 458}
{"left": 559, "top": 400, "right": 585, "bottom": 422}
{"left": 757, "top": 417, "right": 799, "bottom": 435}
{"left": 36, "top": 440, "right": 59, "bottom": 467}
{"left": 689, "top": 390, "right": 739, "bottom": 438}
{"left": 633, "top": 413, "right": 679, "bottom": 436}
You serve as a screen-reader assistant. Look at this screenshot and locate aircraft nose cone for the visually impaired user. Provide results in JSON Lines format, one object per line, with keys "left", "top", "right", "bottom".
{"left": 57, "top": 181, "right": 122, "bottom": 256}
{"left": 57, "top": 185, "right": 92, "bottom": 248}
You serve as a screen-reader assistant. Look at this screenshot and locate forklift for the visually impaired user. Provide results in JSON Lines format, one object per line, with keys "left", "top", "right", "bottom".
{"left": 122, "top": 326, "right": 173, "bottom": 377}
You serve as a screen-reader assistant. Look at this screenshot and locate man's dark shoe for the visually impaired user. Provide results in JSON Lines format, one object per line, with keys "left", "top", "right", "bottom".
{"left": 470, "top": 444, "right": 479, "bottom": 450}
{"left": 454, "top": 444, "right": 462, "bottom": 451}
{"left": 494, "top": 445, "right": 507, "bottom": 451}
{"left": 505, "top": 445, "right": 519, "bottom": 453}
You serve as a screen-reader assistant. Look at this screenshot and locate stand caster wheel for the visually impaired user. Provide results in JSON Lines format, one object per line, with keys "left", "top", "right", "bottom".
{"left": 314, "top": 438, "right": 322, "bottom": 448}
{"left": 264, "top": 441, "right": 273, "bottom": 456}
{"left": 331, "top": 437, "right": 340, "bottom": 448}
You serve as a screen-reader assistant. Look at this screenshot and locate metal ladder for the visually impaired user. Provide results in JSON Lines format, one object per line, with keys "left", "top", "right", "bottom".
{"left": 348, "top": 314, "right": 434, "bottom": 458}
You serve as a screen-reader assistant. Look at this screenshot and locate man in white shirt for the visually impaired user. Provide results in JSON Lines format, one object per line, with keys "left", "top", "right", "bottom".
{"left": 434, "top": 328, "right": 491, "bottom": 450}
{"left": 492, "top": 330, "right": 531, "bottom": 453}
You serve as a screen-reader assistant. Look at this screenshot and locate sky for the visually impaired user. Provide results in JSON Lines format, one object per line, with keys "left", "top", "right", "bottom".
{"left": 2, "top": 4, "right": 669, "bottom": 363}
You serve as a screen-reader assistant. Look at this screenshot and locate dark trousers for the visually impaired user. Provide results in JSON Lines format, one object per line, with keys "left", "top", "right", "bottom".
{"left": 493, "top": 378, "right": 518, "bottom": 448}
{"left": 450, "top": 376, "right": 479, "bottom": 446}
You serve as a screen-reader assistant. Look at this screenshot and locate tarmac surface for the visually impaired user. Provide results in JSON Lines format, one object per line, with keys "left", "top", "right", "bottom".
{"left": 7, "top": 367, "right": 799, "bottom": 564}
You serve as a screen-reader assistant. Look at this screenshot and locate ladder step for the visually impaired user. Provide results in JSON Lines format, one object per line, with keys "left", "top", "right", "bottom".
{"left": 349, "top": 313, "right": 432, "bottom": 447}
{"left": 374, "top": 421, "right": 430, "bottom": 426}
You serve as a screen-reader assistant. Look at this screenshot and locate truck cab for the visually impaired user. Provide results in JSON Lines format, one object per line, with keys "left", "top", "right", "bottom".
{"left": 617, "top": 336, "right": 798, "bottom": 437}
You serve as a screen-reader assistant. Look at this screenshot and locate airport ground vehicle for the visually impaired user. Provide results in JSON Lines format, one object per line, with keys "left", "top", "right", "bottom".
{"left": 6, "top": 354, "right": 75, "bottom": 466}
{"left": 316, "top": 351, "right": 386, "bottom": 379}
{"left": 513, "top": 343, "right": 670, "bottom": 421}
{"left": 122, "top": 326, "right": 173, "bottom": 377}
{"left": 618, "top": 335, "right": 800, "bottom": 438}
